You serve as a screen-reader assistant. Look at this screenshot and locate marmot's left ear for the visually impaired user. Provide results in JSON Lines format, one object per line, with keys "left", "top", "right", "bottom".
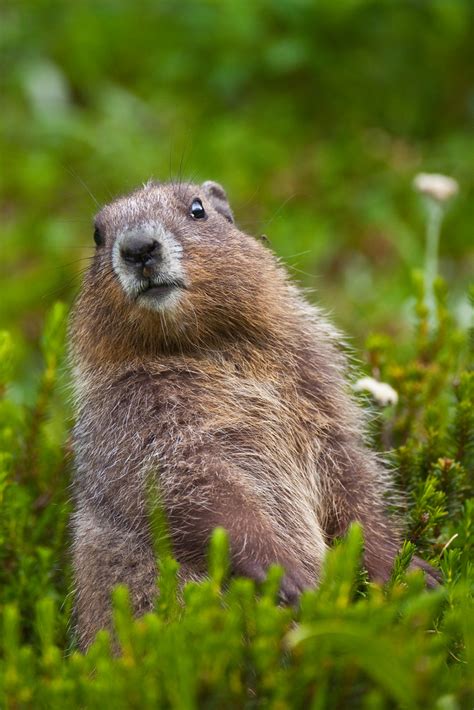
{"left": 202, "top": 181, "right": 234, "bottom": 223}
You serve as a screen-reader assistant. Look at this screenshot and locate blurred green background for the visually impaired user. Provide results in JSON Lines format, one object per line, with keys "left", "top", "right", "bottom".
{"left": 1, "top": 0, "right": 473, "bottom": 395}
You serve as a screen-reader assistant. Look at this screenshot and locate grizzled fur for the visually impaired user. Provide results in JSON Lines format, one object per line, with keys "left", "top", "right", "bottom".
{"left": 70, "top": 180, "right": 437, "bottom": 650}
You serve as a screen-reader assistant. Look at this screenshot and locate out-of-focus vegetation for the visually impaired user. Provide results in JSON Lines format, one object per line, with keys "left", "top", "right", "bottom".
{"left": 1, "top": 0, "right": 473, "bottom": 394}
{"left": 0, "top": 1, "right": 473, "bottom": 707}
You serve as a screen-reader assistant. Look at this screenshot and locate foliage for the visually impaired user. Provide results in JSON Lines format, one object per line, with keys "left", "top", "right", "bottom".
{"left": 0, "top": 281, "right": 472, "bottom": 708}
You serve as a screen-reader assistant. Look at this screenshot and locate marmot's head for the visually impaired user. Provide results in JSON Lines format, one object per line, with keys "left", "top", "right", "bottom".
{"left": 76, "top": 181, "right": 289, "bottom": 357}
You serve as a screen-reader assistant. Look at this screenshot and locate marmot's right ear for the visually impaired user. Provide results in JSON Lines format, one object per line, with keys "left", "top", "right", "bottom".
{"left": 202, "top": 181, "right": 234, "bottom": 223}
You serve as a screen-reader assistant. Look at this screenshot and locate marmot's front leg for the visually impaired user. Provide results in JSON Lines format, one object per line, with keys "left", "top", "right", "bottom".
{"left": 72, "top": 508, "right": 158, "bottom": 651}
{"left": 163, "top": 465, "right": 318, "bottom": 601}
{"left": 324, "top": 446, "right": 440, "bottom": 587}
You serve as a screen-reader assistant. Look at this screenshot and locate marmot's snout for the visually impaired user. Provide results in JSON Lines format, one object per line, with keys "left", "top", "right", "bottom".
{"left": 120, "top": 234, "right": 163, "bottom": 272}
{"left": 112, "top": 220, "right": 186, "bottom": 311}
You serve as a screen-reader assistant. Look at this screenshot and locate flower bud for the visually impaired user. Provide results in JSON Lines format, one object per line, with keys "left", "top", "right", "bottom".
{"left": 413, "top": 173, "right": 459, "bottom": 203}
{"left": 354, "top": 376, "right": 398, "bottom": 406}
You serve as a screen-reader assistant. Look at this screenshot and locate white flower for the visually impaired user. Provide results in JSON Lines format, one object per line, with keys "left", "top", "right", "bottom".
{"left": 413, "top": 173, "right": 459, "bottom": 203}
{"left": 353, "top": 377, "right": 398, "bottom": 407}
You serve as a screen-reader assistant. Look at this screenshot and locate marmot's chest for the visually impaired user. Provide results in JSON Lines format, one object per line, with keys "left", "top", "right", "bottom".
{"left": 75, "top": 369, "right": 321, "bottom": 476}
{"left": 73, "top": 371, "right": 324, "bottom": 533}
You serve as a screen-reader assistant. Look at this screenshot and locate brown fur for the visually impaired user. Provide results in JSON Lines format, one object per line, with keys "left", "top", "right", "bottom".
{"left": 69, "top": 180, "right": 438, "bottom": 650}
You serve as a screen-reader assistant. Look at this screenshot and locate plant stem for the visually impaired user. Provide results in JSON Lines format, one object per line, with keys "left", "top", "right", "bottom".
{"left": 424, "top": 199, "right": 444, "bottom": 330}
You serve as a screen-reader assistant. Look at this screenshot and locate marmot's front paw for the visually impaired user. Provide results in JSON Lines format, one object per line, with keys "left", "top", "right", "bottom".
{"left": 277, "top": 573, "right": 307, "bottom": 606}
{"left": 232, "top": 558, "right": 310, "bottom": 605}
{"left": 409, "top": 555, "right": 442, "bottom": 588}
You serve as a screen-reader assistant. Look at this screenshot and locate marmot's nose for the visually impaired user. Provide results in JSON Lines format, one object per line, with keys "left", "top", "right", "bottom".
{"left": 120, "top": 236, "right": 162, "bottom": 266}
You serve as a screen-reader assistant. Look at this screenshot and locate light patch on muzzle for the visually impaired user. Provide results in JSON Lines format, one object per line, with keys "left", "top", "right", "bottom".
{"left": 112, "top": 220, "right": 186, "bottom": 311}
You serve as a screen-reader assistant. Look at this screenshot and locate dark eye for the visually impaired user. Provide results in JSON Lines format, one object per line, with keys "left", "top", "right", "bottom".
{"left": 93, "top": 227, "right": 103, "bottom": 247}
{"left": 190, "top": 198, "right": 206, "bottom": 219}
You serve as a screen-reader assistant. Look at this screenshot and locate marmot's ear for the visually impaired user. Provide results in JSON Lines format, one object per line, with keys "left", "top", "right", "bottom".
{"left": 202, "top": 181, "right": 234, "bottom": 223}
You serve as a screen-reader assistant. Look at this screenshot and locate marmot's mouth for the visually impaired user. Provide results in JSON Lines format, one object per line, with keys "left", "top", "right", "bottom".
{"left": 137, "top": 280, "right": 186, "bottom": 300}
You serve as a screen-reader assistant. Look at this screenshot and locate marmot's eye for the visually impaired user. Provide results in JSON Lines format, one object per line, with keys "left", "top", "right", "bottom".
{"left": 93, "top": 227, "right": 103, "bottom": 247}
{"left": 190, "top": 198, "right": 206, "bottom": 219}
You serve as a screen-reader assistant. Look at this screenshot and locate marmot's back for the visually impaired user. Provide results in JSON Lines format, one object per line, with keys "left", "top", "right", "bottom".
{"left": 70, "top": 179, "right": 439, "bottom": 650}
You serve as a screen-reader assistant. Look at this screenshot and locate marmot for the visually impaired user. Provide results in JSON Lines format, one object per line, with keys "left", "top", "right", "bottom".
{"left": 70, "top": 179, "right": 438, "bottom": 650}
